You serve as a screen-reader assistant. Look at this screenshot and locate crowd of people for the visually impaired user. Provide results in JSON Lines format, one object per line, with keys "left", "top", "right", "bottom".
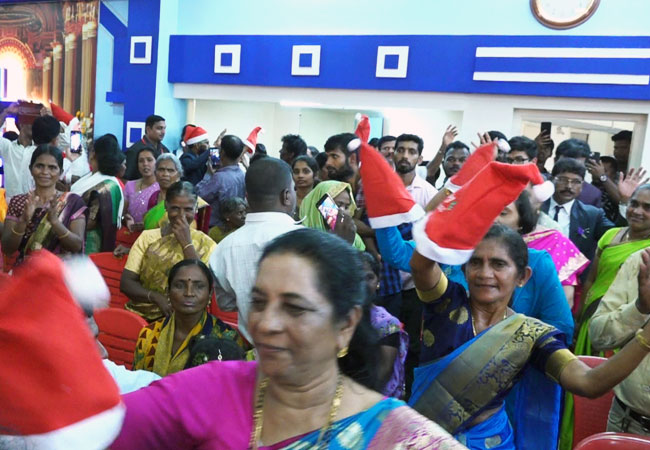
{"left": 1, "top": 103, "right": 650, "bottom": 450}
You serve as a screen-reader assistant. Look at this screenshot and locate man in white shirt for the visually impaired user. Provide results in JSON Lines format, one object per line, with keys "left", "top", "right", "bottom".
{"left": 393, "top": 133, "right": 438, "bottom": 209}
{"left": 0, "top": 106, "right": 61, "bottom": 200}
{"left": 209, "top": 157, "right": 300, "bottom": 341}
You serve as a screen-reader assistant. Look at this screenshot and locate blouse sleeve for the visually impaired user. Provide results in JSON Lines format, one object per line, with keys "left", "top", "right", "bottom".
{"left": 124, "top": 231, "right": 152, "bottom": 274}
{"left": 597, "top": 227, "right": 621, "bottom": 251}
{"left": 6, "top": 194, "right": 27, "bottom": 221}
{"left": 529, "top": 331, "right": 578, "bottom": 383}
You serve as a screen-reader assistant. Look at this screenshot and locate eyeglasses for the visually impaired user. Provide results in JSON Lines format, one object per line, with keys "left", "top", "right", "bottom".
{"left": 554, "top": 176, "right": 583, "bottom": 187}
{"left": 506, "top": 157, "right": 530, "bottom": 164}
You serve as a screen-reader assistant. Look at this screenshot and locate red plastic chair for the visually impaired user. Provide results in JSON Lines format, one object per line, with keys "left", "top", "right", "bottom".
{"left": 575, "top": 432, "right": 650, "bottom": 449}
{"left": 209, "top": 292, "right": 238, "bottom": 328}
{"left": 116, "top": 227, "right": 141, "bottom": 248}
{"left": 89, "top": 252, "right": 130, "bottom": 308}
{"left": 94, "top": 308, "right": 147, "bottom": 370}
{"left": 573, "top": 356, "right": 616, "bottom": 446}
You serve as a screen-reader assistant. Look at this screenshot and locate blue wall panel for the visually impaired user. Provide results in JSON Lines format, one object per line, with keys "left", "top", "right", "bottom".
{"left": 168, "top": 34, "right": 650, "bottom": 101}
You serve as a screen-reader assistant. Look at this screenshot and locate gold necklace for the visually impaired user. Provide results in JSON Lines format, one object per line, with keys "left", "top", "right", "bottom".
{"left": 249, "top": 374, "right": 344, "bottom": 449}
{"left": 471, "top": 310, "right": 508, "bottom": 336}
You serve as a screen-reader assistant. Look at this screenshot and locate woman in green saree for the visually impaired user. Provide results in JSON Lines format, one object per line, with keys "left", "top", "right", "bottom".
{"left": 299, "top": 180, "right": 366, "bottom": 250}
{"left": 142, "top": 153, "right": 182, "bottom": 230}
{"left": 575, "top": 184, "right": 650, "bottom": 356}
{"left": 70, "top": 134, "right": 124, "bottom": 254}
{"left": 409, "top": 223, "right": 650, "bottom": 450}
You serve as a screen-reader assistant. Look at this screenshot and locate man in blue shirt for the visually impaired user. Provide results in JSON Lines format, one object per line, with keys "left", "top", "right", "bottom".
{"left": 196, "top": 135, "right": 245, "bottom": 227}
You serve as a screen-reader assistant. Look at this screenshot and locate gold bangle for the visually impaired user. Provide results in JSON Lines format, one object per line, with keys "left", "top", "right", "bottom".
{"left": 635, "top": 329, "right": 650, "bottom": 352}
{"left": 58, "top": 229, "right": 71, "bottom": 240}
{"left": 11, "top": 226, "right": 25, "bottom": 236}
{"left": 183, "top": 243, "right": 193, "bottom": 251}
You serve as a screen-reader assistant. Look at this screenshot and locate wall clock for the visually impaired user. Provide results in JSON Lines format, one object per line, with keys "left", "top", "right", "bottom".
{"left": 531, "top": 0, "right": 600, "bottom": 29}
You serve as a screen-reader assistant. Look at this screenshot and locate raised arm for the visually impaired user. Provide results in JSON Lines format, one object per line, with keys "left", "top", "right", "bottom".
{"left": 375, "top": 226, "right": 415, "bottom": 272}
{"left": 410, "top": 250, "right": 444, "bottom": 298}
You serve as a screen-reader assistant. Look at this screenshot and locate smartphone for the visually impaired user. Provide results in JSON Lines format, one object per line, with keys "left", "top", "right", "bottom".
{"left": 317, "top": 193, "right": 340, "bottom": 231}
{"left": 590, "top": 151, "right": 601, "bottom": 162}
{"left": 540, "top": 121, "right": 552, "bottom": 136}
{"left": 209, "top": 147, "right": 220, "bottom": 167}
{"left": 69, "top": 130, "right": 82, "bottom": 154}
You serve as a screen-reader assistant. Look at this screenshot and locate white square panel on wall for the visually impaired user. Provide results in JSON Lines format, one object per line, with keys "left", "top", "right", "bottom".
{"left": 291, "top": 45, "right": 321, "bottom": 76}
{"left": 214, "top": 44, "right": 241, "bottom": 74}
{"left": 130, "top": 36, "right": 152, "bottom": 64}
{"left": 125, "top": 121, "right": 145, "bottom": 147}
{"left": 376, "top": 46, "right": 409, "bottom": 78}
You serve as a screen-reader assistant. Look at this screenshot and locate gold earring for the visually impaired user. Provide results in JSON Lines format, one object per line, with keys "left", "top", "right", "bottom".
{"left": 337, "top": 347, "right": 348, "bottom": 358}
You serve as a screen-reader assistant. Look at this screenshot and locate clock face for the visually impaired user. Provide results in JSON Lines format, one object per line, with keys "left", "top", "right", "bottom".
{"left": 531, "top": 0, "right": 600, "bottom": 29}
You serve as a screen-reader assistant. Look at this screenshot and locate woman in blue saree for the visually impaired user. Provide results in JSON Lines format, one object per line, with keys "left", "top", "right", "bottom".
{"left": 408, "top": 223, "right": 650, "bottom": 450}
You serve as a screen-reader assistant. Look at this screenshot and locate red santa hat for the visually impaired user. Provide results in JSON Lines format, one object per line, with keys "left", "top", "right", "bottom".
{"left": 413, "top": 162, "right": 547, "bottom": 265}
{"left": 184, "top": 125, "right": 209, "bottom": 146}
{"left": 445, "top": 142, "right": 554, "bottom": 202}
{"left": 445, "top": 142, "right": 497, "bottom": 193}
{"left": 50, "top": 102, "right": 75, "bottom": 126}
{"left": 244, "top": 126, "right": 263, "bottom": 154}
{"left": 354, "top": 113, "right": 370, "bottom": 144}
{"left": 358, "top": 141, "right": 424, "bottom": 228}
{"left": 0, "top": 251, "right": 123, "bottom": 449}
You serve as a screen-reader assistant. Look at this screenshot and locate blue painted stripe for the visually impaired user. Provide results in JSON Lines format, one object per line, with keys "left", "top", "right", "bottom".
{"left": 99, "top": 2, "right": 127, "bottom": 37}
{"left": 474, "top": 57, "right": 650, "bottom": 75}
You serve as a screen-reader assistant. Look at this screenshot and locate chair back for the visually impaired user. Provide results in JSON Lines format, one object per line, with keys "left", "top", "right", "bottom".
{"left": 89, "top": 252, "right": 129, "bottom": 308}
{"left": 575, "top": 432, "right": 650, "bottom": 449}
{"left": 573, "top": 356, "right": 615, "bottom": 446}
{"left": 116, "top": 227, "right": 141, "bottom": 247}
{"left": 94, "top": 308, "right": 147, "bottom": 370}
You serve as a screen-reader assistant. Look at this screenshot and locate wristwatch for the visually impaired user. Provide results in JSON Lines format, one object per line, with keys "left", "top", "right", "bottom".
{"left": 599, "top": 174, "right": 608, "bottom": 183}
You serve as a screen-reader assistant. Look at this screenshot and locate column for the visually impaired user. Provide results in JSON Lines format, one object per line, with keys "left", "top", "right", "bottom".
{"left": 42, "top": 55, "right": 51, "bottom": 102}
{"left": 51, "top": 43, "right": 63, "bottom": 105}
{"left": 63, "top": 33, "right": 77, "bottom": 113}
{"left": 80, "top": 21, "right": 97, "bottom": 115}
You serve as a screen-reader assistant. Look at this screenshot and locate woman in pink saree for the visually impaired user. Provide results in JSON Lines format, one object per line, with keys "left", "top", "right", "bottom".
{"left": 112, "top": 229, "right": 464, "bottom": 449}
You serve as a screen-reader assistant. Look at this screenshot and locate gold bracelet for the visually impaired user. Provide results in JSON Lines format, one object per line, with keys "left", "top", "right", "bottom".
{"left": 11, "top": 226, "right": 25, "bottom": 236}
{"left": 183, "top": 243, "right": 193, "bottom": 251}
{"left": 635, "top": 329, "right": 650, "bottom": 352}
{"left": 58, "top": 229, "right": 71, "bottom": 240}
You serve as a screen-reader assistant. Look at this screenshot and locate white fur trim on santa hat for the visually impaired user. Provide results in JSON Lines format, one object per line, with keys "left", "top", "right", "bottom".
{"left": 348, "top": 138, "right": 361, "bottom": 152}
{"left": 368, "top": 203, "right": 425, "bottom": 229}
{"left": 186, "top": 133, "right": 209, "bottom": 146}
{"left": 412, "top": 214, "right": 475, "bottom": 265}
{"left": 0, "top": 402, "right": 125, "bottom": 450}
{"left": 444, "top": 179, "right": 461, "bottom": 193}
{"left": 532, "top": 180, "right": 554, "bottom": 202}
{"left": 496, "top": 139, "right": 511, "bottom": 152}
{"left": 62, "top": 256, "right": 110, "bottom": 311}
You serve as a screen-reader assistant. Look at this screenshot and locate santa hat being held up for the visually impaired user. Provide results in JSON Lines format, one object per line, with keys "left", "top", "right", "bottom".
{"left": 184, "top": 125, "right": 209, "bottom": 146}
{"left": 413, "top": 162, "right": 548, "bottom": 265}
{"left": 244, "top": 126, "right": 263, "bottom": 154}
{"left": 358, "top": 141, "right": 424, "bottom": 228}
{"left": 0, "top": 251, "right": 123, "bottom": 449}
{"left": 50, "top": 102, "right": 75, "bottom": 126}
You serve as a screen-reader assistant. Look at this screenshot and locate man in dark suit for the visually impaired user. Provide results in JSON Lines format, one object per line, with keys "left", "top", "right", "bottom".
{"left": 542, "top": 158, "right": 614, "bottom": 264}
{"left": 555, "top": 138, "right": 603, "bottom": 208}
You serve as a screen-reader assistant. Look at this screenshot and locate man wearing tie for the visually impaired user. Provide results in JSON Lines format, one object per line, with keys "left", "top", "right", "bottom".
{"left": 543, "top": 158, "right": 614, "bottom": 270}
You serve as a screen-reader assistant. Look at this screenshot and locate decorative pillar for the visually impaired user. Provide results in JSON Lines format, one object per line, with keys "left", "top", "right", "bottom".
{"left": 51, "top": 43, "right": 63, "bottom": 105}
{"left": 80, "top": 21, "right": 97, "bottom": 115}
{"left": 42, "top": 55, "right": 51, "bottom": 102}
{"left": 63, "top": 33, "right": 77, "bottom": 113}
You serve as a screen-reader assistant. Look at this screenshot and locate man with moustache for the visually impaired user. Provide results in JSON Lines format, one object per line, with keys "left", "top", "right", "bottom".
{"left": 377, "top": 135, "right": 397, "bottom": 167}
{"left": 323, "top": 132, "right": 360, "bottom": 191}
{"left": 393, "top": 134, "right": 437, "bottom": 208}
{"left": 542, "top": 158, "right": 613, "bottom": 272}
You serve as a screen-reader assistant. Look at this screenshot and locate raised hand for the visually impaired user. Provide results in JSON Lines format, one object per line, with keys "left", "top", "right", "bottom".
{"left": 21, "top": 192, "right": 41, "bottom": 223}
{"left": 441, "top": 125, "right": 458, "bottom": 149}
{"left": 213, "top": 128, "right": 227, "bottom": 148}
{"left": 619, "top": 167, "right": 649, "bottom": 203}
{"left": 471, "top": 132, "right": 494, "bottom": 149}
{"left": 45, "top": 197, "right": 61, "bottom": 225}
{"left": 585, "top": 158, "right": 606, "bottom": 179}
